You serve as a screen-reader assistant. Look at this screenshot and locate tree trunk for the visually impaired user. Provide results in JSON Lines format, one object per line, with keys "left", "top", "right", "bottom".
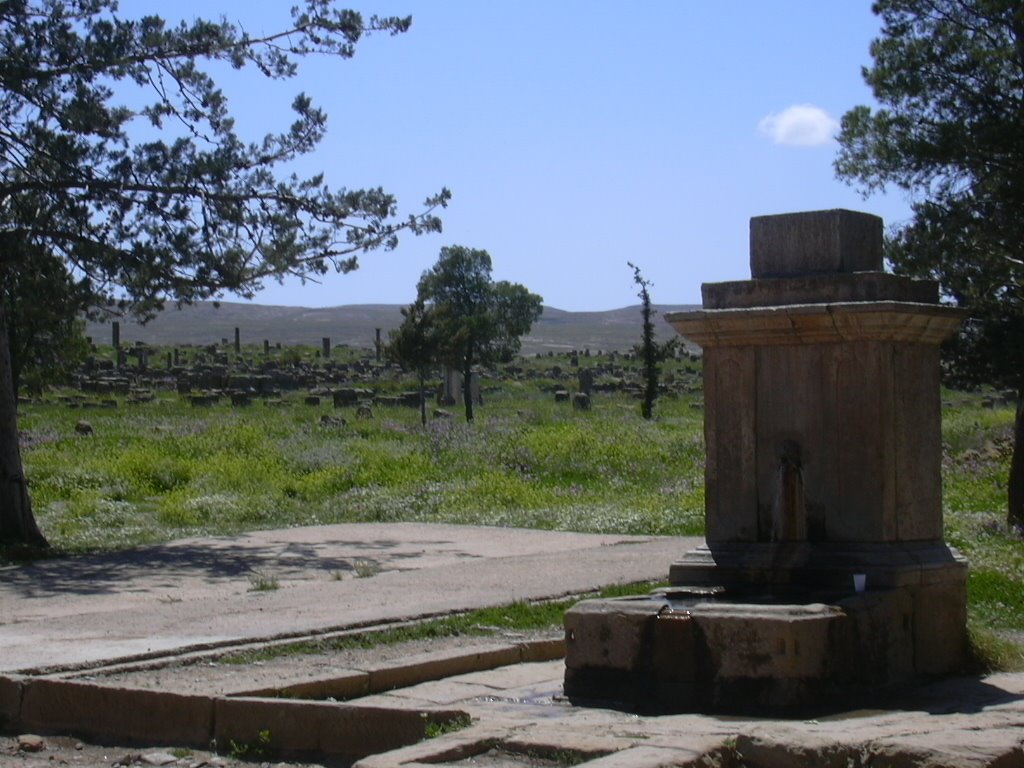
{"left": 640, "top": 298, "right": 656, "bottom": 420}
{"left": 0, "top": 301, "right": 48, "bottom": 547}
{"left": 462, "top": 357, "right": 474, "bottom": 423}
{"left": 418, "top": 371, "right": 427, "bottom": 427}
{"left": 1009, "top": 385, "right": 1024, "bottom": 534}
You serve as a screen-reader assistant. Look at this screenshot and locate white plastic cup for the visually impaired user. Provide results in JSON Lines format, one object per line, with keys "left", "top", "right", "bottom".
{"left": 853, "top": 573, "right": 867, "bottom": 593}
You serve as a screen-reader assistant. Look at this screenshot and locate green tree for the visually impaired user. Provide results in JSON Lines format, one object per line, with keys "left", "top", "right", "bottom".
{"left": 834, "top": 0, "right": 1024, "bottom": 532}
{"left": 415, "top": 246, "right": 542, "bottom": 422}
{"left": 629, "top": 263, "right": 658, "bottom": 420}
{"left": 628, "top": 263, "right": 678, "bottom": 420}
{"left": 2, "top": 245, "right": 91, "bottom": 396}
{"left": 0, "top": 1, "right": 449, "bottom": 547}
{"left": 386, "top": 298, "right": 437, "bottom": 426}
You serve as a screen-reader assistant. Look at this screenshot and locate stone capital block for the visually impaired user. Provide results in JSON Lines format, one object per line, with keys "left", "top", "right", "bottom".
{"left": 750, "top": 210, "right": 883, "bottom": 278}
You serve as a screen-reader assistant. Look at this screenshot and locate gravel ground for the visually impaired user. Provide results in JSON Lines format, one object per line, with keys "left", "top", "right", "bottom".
{"left": 0, "top": 736, "right": 566, "bottom": 768}
{"left": 1, "top": 733, "right": 329, "bottom": 768}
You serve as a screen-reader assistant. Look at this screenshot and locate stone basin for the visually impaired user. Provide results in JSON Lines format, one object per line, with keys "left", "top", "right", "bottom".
{"left": 564, "top": 584, "right": 922, "bottom": 716}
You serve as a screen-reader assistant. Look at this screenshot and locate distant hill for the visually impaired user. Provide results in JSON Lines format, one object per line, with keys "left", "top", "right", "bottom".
{"left": 84, "top": 301, "right": 699, "bottom": 355}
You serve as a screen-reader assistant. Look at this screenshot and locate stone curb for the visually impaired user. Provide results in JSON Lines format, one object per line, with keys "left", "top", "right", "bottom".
{"left": 5, "top": 674, "right": 466, "bottom": 760}
{"left": 0, "top": 637, "right": 564, "bottom": 760}
{"left": 0, "top": 674, "right": 23, "bottom": 729}
{"left": 229, "top": 637, "right": 564, "bottom": 699}
{"left": 214, "top": 698, "right": 466, "bottom": 760}
{"left": 18, "top": 678, "right": 214, "bottom": 746}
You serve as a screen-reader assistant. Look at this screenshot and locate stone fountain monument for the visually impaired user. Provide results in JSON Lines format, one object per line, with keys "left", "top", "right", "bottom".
{"left": 564, "top": 209, "right": 968, "bottom": 714}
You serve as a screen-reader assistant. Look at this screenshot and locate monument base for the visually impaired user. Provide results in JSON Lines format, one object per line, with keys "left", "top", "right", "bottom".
{"left": 563, "top": 543, "right": 967, "bottom": 715}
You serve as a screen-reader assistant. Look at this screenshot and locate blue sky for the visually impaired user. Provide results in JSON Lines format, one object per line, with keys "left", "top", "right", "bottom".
{"left": 129, "top": 1, "right": 907, "bottom": 311}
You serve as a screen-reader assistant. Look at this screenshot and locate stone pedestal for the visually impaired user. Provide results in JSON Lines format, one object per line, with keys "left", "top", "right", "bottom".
{"left": 563, "top": 210, "right": 968, "bottom": 714}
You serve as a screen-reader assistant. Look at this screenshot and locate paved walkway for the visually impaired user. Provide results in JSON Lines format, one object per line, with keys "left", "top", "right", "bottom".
{"left": 0, "top": 522, "right": 695, "bottom": 673}
{"left": 2, "top": 523, "right": 1022, "bottom": 767}
{"left": 355, "top": 661, "right": 1024, "bottom": 768}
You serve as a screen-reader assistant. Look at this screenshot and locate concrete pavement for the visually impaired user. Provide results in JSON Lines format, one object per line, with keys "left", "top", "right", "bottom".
{"left": 0, "top": 522, "right": 695, "bottom": 673}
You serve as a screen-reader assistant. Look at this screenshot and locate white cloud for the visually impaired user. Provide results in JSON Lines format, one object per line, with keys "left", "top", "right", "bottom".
{"left": 758, "top": 104, "right": 839, "bottom": 146}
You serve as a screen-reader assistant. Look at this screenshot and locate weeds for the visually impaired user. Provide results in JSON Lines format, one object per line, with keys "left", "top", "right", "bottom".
{"left": 228, "top": 729, "right": 271, "bottom": 759}
{"left": 423, "top": 713, "right": 472, "bottom": 739}
{"left": 353, "top": 559, "right": 380, "bottom": 578}
{"left": 247, "top": 571, "right": 279, "bottom": 592}
{"left": 967, "top": 622, "right": 1024, "bottom": 672}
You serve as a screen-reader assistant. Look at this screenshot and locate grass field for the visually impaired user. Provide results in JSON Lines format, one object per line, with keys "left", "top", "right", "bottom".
{"left": 18, "top": 384, "right": 706, "bottom": 549}
{"left": 10, "top": 356, "right": 1024, "bottom": 669}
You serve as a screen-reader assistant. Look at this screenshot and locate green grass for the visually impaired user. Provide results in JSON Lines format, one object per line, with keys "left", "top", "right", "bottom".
{"left": 423, "top": 714, "right": 473, "bottom": 739}
{"left": 17, "top": 380, "right": 706, "bottom": 553}
{"left": 939, "top": 391, "right": 1022, "bottom": 664}
{"left": 219, "top": 580, "right": 665, "bottom": 666}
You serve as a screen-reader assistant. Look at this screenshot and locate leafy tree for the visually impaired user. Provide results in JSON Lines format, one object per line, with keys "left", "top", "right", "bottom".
{"left": 386, "top": 298, "right": 437, "bottom": 426}
{"left": 415, "top": 246, "right": 542, "bottom": 422}
{"left": 2, "top": 246, "right": 91, "bottom": 396}
{"left": 834, "top": 0, "right": 1024, "bottom": 532}
{"left": 0, "top": 1, "right": 449, "bottom": 547}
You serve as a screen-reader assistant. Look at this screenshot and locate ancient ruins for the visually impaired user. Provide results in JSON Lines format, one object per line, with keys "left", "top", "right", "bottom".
{"left": 564, "top": 209, "right": 969, "bottom": 713}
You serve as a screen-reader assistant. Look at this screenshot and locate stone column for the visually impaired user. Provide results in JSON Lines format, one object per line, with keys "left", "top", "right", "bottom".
{"left": 578, "top": 368, "right": 593, "bottom": 396}
{"left": 668, "top": 210, "right": 960, "bottom": 550}
{"left": 564, "top": 210, "right": 970, "bottom": 715}
{"left": 664, "top": 209, "right": 968, "bottom": 674}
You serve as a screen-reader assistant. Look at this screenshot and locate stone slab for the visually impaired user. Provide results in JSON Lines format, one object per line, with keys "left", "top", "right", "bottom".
{"left": 582, "top": 745, "right": 712, "bottom": 768}
{"left": 353, "top": 661, "right": 1024, "bottom": 768}
{"left": 665, "top": 302, "right": 965, "bottom": 348}
{"left": 457, "top": 660, "right": 568, "bottom": 690}
{"left": 353, "top": 725, "right": 510, "bottom": 768}
{"left": 365, "top": 645, "right": 522, "bottom": 694}
{"left": 356, "top": 679, "right": 500, "bottom": 707}
{"left": 703, "top": 272, "right": 938, "bottom": 309}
